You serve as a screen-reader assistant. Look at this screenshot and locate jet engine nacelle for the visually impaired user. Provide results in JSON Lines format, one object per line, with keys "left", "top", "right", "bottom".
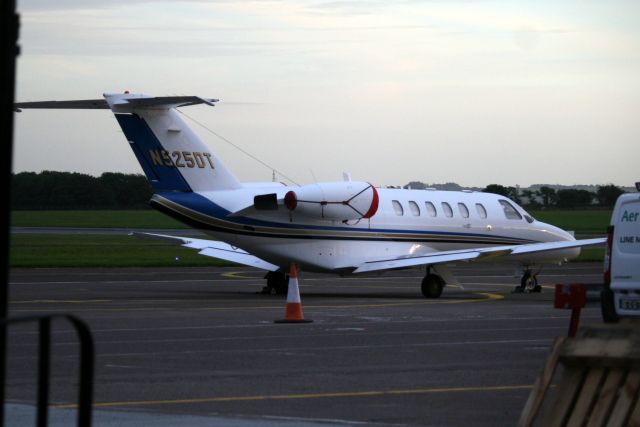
{"left": 283, "top": 181, "right": 379, "bottom": 222}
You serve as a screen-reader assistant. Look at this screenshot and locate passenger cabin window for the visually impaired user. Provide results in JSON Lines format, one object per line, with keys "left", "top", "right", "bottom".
{"left": 499, "top": 200, "right": 522, "bottom": 220}
{"left": 458, "top": 203, "right": 469, "bottom": 218}
{"left": 425, "top": 201, "right": 437, "bottom": 217}
{"left": 392, "top": 200, "right": 404, "bottom": 216}
{"left": 475, "top": 203, "right": 487, "bottom": 219}
{"left": 441, "top": 202, "right": 453, "bottom": 218}
{"left": 409, "top": 201, "right": 420, "bottom": 216}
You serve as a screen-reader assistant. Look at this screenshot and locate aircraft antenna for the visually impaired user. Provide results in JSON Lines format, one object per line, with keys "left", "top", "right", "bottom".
{"left": 177, "top": 109, "right": 300, "bottom": 186}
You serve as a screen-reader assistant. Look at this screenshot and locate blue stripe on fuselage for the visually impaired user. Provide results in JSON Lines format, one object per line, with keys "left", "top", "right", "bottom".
{"left": 153, "top": 192, "right": 533, "bottom": 244}
{"left": 115, "top": 113, "right": 192, "bottom": 192}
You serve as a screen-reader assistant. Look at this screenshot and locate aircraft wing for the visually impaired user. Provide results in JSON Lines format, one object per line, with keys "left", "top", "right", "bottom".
{"left": 353, "top": 237, "right": 606, "bottom": 274}
{"left": 131, "top": 232, "right": 279, "bottom": 271}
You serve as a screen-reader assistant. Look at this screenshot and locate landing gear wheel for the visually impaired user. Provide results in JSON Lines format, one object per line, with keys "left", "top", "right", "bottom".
{"left": 517, "top": 272, "right": 540, "bottom": 293}
{"left": 263, "top": 271, "right": 289, "bottom": 295}
{"left": 421, "top": 274, "right": 445, "bottom": 299}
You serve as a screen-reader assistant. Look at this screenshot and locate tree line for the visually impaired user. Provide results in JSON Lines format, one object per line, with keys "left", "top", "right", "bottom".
{"left": 12, "top": 171, "right": 153, "bottom": 210}
{"left": 405, "top": 181, "right": 626, "bottom": 209}
{"left": 11, "top": 171, "right": 627, "bottom": 210}
{"left": 481, "top": 184, "right": 624, "bottom": 209}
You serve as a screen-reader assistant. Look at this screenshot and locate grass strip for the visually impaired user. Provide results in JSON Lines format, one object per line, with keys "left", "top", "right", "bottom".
{"left": 10, "top": 234, "right": 233, "bottom": 268}
{"left": 11, "top": 210, "right": 187, "bottom": 229}
{"left": 529, "top": 209, "right": 611, "bottom": 235}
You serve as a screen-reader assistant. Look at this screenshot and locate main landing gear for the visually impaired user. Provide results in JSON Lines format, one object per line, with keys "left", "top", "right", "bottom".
{"left": 421, "top": 268, "right": 446, "bottom": 299}
{"left": 515, "top": 268, "right": 541, "bottom": 293}
{"left": 262, "top": 271, "right": 289, "bottom": 295}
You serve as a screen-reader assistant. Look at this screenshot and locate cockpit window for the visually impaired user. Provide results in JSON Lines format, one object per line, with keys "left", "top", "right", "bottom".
{"left": 499, "top": 200, "right": 522, "bottom": 220}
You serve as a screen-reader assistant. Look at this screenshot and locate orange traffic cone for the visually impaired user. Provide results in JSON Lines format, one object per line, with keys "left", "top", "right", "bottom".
{"left": 274, "top": 263, "right": 313, "bottom": 323}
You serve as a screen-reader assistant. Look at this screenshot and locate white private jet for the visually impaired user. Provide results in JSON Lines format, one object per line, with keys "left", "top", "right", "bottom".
{"left": 15, "top": 93, "right": 605, "bottom": 298}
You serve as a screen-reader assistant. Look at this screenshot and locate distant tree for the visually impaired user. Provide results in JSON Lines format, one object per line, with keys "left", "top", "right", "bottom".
{"left": 404, "top": 181, "right": 427, "bottom": 190}
{"left": 11, "top": 171, "right": 153, "bottom": 209}
{"left": 436, "top": 182, "right": 463, "bottom": 191}
{"left": 556, "top": 189, "right": 595, "bottom": 209}
{"left": 507, "top": 186, "right": 521, "bottom": 204}
{"left": 595, "top": 184, "right": 625, "bottom": 208}
{"left": 482, "top": 184, "right": 510, "bottom": 197}
{"left": 521, "top": 189, "right": 540, "bottom": 208}
{"left": 483, "top": 184, "right": 520, "bottom": 203}
{"left": 403, "top": 182, "right": 465, "bottom": 191}
{"left": 537, "top": 186, "right": 557, "bottom": 208}
{"left": 100, "top": 172, "right": 152, "bottom": 208}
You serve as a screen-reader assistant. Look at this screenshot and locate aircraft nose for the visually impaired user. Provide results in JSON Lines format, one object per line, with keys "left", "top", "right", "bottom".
{"left": 538, "top": 221, "right": 576, "bottom": 242}
{"left": 557, "top": 226, "right": 576, "bottom": 242}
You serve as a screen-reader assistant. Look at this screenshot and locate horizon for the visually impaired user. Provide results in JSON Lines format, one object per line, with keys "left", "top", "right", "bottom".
{"left": 11, "top": 169, "right": 635, "bottom": 191}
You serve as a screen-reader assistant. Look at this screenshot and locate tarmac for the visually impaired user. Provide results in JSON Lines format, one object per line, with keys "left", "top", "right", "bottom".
{"left": 6, "top": 263, "right": 605, "bottom": 426}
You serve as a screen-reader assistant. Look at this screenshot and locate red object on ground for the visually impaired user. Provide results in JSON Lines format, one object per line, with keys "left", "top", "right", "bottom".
{"left": 554, "top": 284, "right": 587, "bottom": 337}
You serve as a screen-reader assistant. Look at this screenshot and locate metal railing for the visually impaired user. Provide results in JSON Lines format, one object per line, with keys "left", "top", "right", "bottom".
{"left": 2, "top": 314, "right": 94, "bottom": 427}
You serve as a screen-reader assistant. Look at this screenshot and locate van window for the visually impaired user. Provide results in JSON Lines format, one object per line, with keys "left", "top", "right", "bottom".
{"left": 425, "top": 201, "right": 437, "bottom": 217}
{"left": 392, "top": 200, "right": 404, "bottom": 216}
{"left": 458, "top": 203, "right": 469, "bottom": 218}
{"left": 408, "top": 201, "right": 420, "bottom": 216}
{"left": 499, "top": 200, "right": 522, "bottom": 220}
{"left": 475, "top": 203, "right": 487, "bottom": 219}
{"left": 442, "top": 202, "right": 453, "bottom": 218}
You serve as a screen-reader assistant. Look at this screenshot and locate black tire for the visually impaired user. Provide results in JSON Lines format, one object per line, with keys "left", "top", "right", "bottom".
{"left": 601, "top": 288, "right": 620, "bottom": 323}
{"left": 266, "top": 271, "right": 289, "bottom": 295}
{"left": 421, "top": 274, "right": 444, "bottom": 299}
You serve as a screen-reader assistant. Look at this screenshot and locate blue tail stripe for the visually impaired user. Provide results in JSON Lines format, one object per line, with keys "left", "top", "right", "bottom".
{"left": 115, "top": 113, "right": 192, "bottom": 192}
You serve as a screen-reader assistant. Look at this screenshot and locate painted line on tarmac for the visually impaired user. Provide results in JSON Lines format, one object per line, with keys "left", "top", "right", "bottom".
{"left": 9, "top": 279, "right": 256, "bottom": 285}
{"left": 11, "top": 299, "right": 111, "bottom": 304}
{"left": 54, "top": 384, "right": 532, "bottom": 409}
{"left": 10, "top": 292, "right": 504, "bottom": 313}
{"left": 221, "top": 271, "right": 262, "bottom": 279}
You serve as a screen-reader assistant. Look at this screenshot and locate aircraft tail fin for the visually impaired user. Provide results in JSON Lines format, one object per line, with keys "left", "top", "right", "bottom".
{"left": 15, "top": 93, "right": 242, "bottom": 192}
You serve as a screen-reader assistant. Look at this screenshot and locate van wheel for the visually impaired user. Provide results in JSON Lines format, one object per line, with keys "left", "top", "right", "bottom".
{"left": 601, "top": 289, "right": 619, "bottom": 323}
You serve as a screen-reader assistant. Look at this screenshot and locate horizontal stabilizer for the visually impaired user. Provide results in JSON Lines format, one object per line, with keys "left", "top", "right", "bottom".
{"left": 354, "top": 237, "right": 606, "bottom": 274}
{"left": 131, "top": 232, "right": 279, "bottom": 271}
{"left": 125, "top": 96, "right": 218, "bottom": 108}
{"left": 14, "top": 99, "right": 109, "bottom": 111}
{"left": 15, "top": 95, "right": 218, "bottom": 112}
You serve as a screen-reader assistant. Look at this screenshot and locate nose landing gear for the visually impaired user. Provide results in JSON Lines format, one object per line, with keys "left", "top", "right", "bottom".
{"left": 515, "top": 268, "right": 541, "bottom": 293}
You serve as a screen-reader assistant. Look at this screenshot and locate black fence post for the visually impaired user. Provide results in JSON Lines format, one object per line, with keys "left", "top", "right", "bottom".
{"left": 37, "top": 318, "right": 51, "bottom": 427}
{"left": 0, "top": 1, "right": 20, "bottom": 426}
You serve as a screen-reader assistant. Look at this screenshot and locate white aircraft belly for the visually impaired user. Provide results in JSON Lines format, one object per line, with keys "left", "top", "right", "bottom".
{"left": 224, "top": 235, "right": 428, "bottom": 272}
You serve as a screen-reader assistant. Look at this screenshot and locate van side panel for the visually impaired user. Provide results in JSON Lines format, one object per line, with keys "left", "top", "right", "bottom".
{"left": 611, "top": 194, "right": 640, "bottom": 316}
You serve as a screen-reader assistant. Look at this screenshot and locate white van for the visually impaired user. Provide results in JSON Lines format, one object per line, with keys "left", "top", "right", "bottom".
{"left": 601, "top": 185, "right": 640, "bottom": 322}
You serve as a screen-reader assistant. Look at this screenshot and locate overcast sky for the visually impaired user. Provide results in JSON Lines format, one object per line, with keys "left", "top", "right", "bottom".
{"left": 13, "top": 0, "right": 640, "bottom": 187}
